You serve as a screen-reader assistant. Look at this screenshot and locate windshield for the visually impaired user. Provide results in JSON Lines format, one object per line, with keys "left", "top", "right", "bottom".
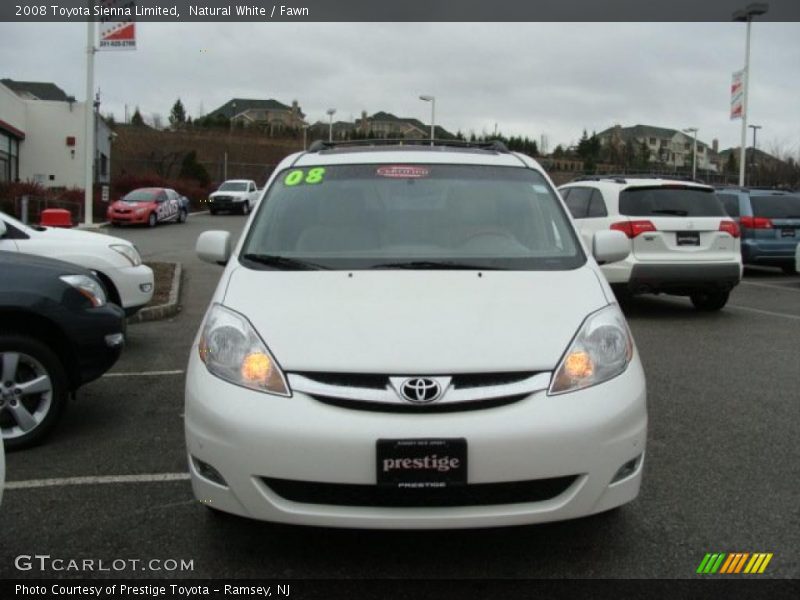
{"left": 619, "top": 186, "right": 725, "bottom": 217}
{"left": 122, "top": 189, "right": 160, "bottom": 202}
{"left": 240, "top": 164, "right": 584, "bottom": 271}
{"left": 219, "top": 182, "right": 248, "bottom": 192}
{"left": 751, "top": 195, "right": 800, "bottom": 219}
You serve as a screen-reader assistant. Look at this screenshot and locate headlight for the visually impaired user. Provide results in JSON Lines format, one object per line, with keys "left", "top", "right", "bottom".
{"left": 198, "top": 303, "right": 290, "bottom": 396}
{"left": 548, "top": 304, "right": 633, "bottom": 395}
{"left": 60, "top": 274, "right": 107, "bottom": 308}
{"left": 136, "top": 208, "right": 147, "bottom": 216}
{"left": 110, "top": 244, "right": 142, "bottom": 266}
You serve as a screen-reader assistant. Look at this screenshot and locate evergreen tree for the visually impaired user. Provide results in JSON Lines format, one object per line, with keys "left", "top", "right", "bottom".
{"left": 130, "top": 107, "right": 145, "bottom": 126}
{"left": 169, "top": 98, "right": 187, "bottom": 128}
{"left": 179, "top": 151, "right": 210, "bottom": 187}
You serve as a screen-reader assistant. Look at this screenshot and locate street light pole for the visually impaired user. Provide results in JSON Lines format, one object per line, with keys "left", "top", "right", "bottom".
{"left": 733, "top": 3, "right": 768, "bottom": 187}
{"left": 326, "top": 108, "right": 336, "bottom": 142}
{"left": 419, "top": 95, "right": 435, "bottom": 146}
{"left": 749, "top": 124, "right": 761, "bottom": 185}
{"left": 683, "top": 127, "right": 698, "bottom": 180}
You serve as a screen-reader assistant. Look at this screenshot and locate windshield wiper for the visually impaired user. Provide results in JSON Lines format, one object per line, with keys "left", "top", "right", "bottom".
{"left": 242, "top": 254, "right": 329, "bottom": 270}
{"left": 650, "top": 209, "right": 689, "bottom": 216}
{"left": 369, "top": 260, "right": 505, "bottom": 270}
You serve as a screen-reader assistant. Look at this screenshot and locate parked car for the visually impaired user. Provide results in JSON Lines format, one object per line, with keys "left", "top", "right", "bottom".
{"left": 0, "top": 426, "right": 4, "bottom": 504}
{"left": 0, "top": 251, "right": 126, "bottom": 449}
{"left": 558, "top": 177, "right": 742, "bottom": 310}
{"left": 208, "top": 179, "right": 260, "bottom": 215}
{"left": 716, "top": 188, "right": 800, "bottom": 274}
{"left": 0, "top": 211, "right": 153, "bottom": 316}
{"left": 796, "top": 240, "right": 800, "bottom": 274}
{"left": 185, "top": 140, "right": 646, "bottom": 529}
{"left": 107, "top": 187, "right": 188, "bottom": 227}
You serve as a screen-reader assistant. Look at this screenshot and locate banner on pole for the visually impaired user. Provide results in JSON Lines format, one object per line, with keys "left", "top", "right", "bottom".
{"left": 730, "top": 69, "right": 745, "bottom": 120}
{"left": 98, "top": 1, "right": 136, "bottom": 51}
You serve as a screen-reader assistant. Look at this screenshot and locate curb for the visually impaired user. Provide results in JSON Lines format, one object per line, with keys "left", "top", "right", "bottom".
{"left": 128, "top": 262, "right": 183, "bottom": 323}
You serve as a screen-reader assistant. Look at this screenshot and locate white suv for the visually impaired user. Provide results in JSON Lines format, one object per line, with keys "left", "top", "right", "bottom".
{"left": 558, "top": 177, "right": 742, "bottom": 310}
{"left": 0, "top": 212, "right": 154, "bottom": 315}
{"left": 186, "top": 141, "right": 647, "bottom": 529}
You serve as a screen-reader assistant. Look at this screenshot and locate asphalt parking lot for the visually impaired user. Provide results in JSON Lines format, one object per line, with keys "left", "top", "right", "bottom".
{"left": 1, "top": 212, "right": 799, "bottom": 580}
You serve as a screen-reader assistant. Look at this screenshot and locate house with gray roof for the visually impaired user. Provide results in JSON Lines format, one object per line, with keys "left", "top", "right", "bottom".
{"left": 206, "top": 98, "right": 306, "bottom": 132}
{"left": 597, "top": 124, "right": 720, "bottom": 172}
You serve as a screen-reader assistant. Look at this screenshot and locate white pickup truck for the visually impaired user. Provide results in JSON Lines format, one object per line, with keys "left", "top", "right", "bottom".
{"left": 208, "top": 179, "right": 260, "bottom": 215}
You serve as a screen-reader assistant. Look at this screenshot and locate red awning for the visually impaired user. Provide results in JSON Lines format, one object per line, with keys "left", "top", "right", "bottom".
{"left": 0, "top": 118, "right": 25, "bottom": 140}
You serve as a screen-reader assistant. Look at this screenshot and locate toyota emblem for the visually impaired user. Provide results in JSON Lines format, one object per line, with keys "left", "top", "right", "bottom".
{"left": 400, "top": 378, "right": 442, "bottom": 404}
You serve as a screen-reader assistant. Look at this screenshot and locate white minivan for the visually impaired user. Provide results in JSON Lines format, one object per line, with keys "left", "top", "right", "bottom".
{"left": 185, "top": 141, "right": 647, "bottom": 529}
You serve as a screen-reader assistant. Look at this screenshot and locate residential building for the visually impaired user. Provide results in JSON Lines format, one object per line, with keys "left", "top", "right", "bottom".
{"left": 356, "top": 111, "right": 454, "bottom": 139}
{"left": 596, "top": 124, "right": 719, "bottom": 172}
{"left": 0, "top": 78, "right": 112, "bottom": 187}
{"left": 206, "top": 98, "right": 306, "bottom": 132}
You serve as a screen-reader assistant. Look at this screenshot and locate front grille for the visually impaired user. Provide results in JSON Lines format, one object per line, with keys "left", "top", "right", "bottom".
{"left": 262, "top": 476, "right": 577, "bottom": 508}
{"left": 298, "top": 371, "right": 537, "bottom": 390}
{"left": 299, "top": 372, "right": 386, "bottom": 390}
{"left": 310, "top": 394, "right": 528, "bottom": 413}
{"left": 289, "top": 370, "right": 550, "bottom": 413}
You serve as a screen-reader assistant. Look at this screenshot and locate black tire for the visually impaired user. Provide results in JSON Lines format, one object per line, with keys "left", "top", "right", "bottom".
{"left": 241, "top": 201, "right": 250, "bottom": 216}
{"left": 781, "top": 264, "right": 796, "bottom": 275}
{"left": 209, "top": 208, "right": 217, "bottom": 216}
{"left": 178, "top": 209, "right": 188, "bottom": 224}
{"left": 147, "top": 212, "right": 157, "bottom": 227}
{"left": 690, "top": 290, "right": 730, "bottom": 311}
{"left": 0, "top": 335, "right": 69, "bottom": 450}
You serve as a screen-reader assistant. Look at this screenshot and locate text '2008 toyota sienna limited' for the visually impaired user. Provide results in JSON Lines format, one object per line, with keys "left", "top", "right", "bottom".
{"left": 185, "top": 140, "right": 647, "bottom": 529}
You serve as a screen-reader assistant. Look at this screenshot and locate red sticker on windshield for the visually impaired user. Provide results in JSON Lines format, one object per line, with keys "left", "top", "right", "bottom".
{"left": 376, "top": 165, "right": 430, "bottom": 178}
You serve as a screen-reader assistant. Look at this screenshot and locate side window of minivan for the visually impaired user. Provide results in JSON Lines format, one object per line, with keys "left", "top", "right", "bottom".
{"left": 587, "top": 190, "right": 608, "bottom": 218}
{"left": 717, "top": 193, "right": 740, "bottom": 217}
{"left": 563, "top": 187, "right": 592, "bottom": 219}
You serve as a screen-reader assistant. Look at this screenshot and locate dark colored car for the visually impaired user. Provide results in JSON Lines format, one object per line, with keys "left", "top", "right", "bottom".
{"left": 716, "top": 188, "right": 800, "bottom": 273}
{"left": 0, "top": 251, "right": 126, "bottom": 449}
{"left": 107, "top": 187, "right": 188, "bottom": 227}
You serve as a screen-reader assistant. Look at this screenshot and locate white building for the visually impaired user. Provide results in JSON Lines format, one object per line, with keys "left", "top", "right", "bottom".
{"left": 0, "top": 79, "right": 112, "bottom": 188}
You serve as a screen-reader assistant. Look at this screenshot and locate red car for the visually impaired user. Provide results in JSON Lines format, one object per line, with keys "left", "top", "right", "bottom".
{"left": 107, "top": 188, "right": 188, "bottom": 227}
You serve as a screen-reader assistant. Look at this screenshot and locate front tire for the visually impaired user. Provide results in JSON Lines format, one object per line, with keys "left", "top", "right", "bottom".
{"left": 178, "top": 209, "right": 188, "bottom": 224}
{"left": 147, "top": 212, "right": 157, "bottom": 227}
{"left": 241, "top": 201, "right": 250, "bottom": 216}
{"left": 690, "top": 290, "right": 730, "bottom": 311}
{"left": 781, "top": 264, "right": 796, "bottom": 275}
{"left": 0, "top": 335, "right": 69, "bottom": 450}
{"left": 209, "top": 208, "right": 218, "bottom": 216}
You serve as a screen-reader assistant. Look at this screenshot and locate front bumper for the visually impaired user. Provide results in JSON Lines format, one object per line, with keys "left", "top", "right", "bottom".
{"left": 113, "top": 264, "right": 154, "bottom": 311}
{"left": 185, "top": 353, "right": 647, "bottom": 529}
{"left": 208, "top": 197, "right": 245, "bottom": 210}
{"left": 108, "top": 212, "right": 150, "bottom": 224}
{"left": 67, "top": 303, "right": 126, "bottom": 386}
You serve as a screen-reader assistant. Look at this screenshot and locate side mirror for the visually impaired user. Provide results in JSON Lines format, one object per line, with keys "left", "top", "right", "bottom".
{"left": 592, "top": 230, "right": 630, "bottom": 264}
{"left": 0, "top": 219, "right": 6, "bottom": 238}
{"left": 196, "top": 231, "right": 231, "bottom": 265}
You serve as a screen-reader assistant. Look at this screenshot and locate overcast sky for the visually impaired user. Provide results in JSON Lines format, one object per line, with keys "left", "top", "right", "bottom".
{"left": 2, "top": 22, "right": 799, "bottom": 155}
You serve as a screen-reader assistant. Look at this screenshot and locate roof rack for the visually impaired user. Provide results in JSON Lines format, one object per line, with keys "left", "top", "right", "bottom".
{"left": 306, "top": 138, "right": 510, "bottom": 153}
{"left": 570, "top": 174, "right": 707, "bottom": 185}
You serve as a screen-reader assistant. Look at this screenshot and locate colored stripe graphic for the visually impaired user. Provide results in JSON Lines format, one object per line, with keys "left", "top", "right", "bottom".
{"left": 700, "top": 552, "right": 773, "bottom": 574}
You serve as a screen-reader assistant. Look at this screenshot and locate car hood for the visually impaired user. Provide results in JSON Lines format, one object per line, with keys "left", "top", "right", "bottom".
{"left": 210, "top": 190, "right": 248, "bottom": 198}
{"left": 110, "top": 200, "right": 155, "bottom": 209}
{"left": 221, "top": 266, "right": 608, "bottom": 373}
{"left": 29, "top": 225, "right": 132, "bottom": 248}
